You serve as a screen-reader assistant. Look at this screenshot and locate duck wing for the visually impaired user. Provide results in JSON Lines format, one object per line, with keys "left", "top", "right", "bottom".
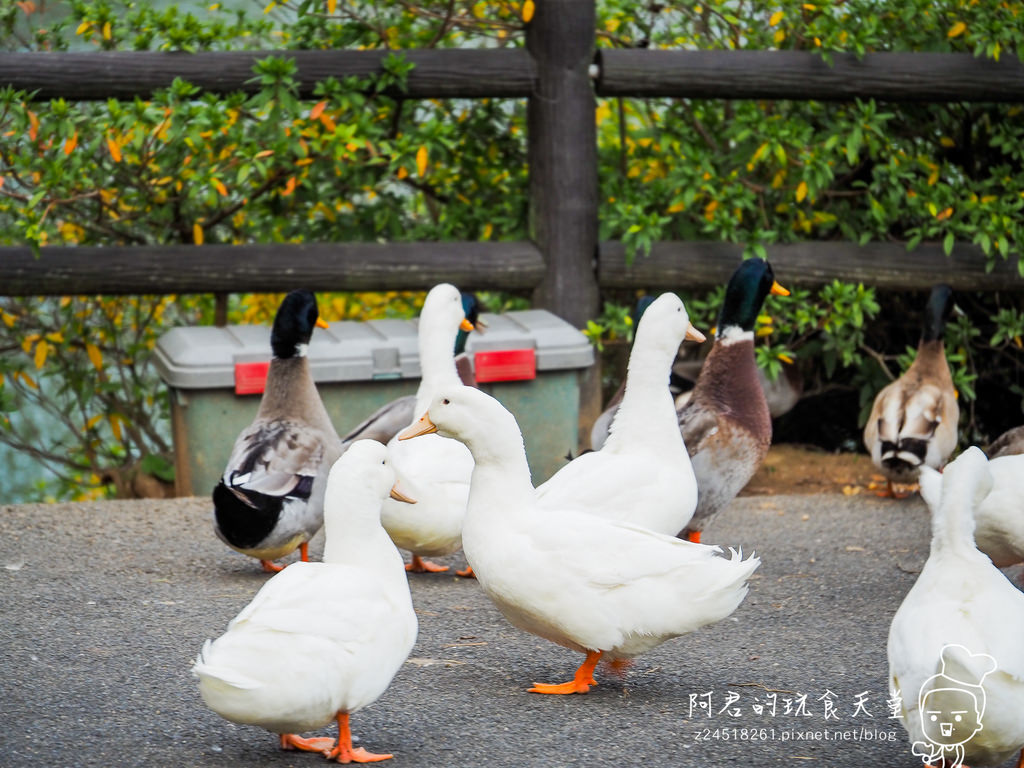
{"left": 223, "top": 419, "right": 328, "bottom": 501}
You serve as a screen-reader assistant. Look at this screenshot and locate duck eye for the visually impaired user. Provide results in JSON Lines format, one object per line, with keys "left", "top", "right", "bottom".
{"left": 442, "top": 398, "right": 450, "bottom": 405}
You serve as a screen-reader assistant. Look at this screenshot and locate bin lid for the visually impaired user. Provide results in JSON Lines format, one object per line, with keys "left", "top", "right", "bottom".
{"left": 154, "top": 309, "right": 593, "bottom": 390}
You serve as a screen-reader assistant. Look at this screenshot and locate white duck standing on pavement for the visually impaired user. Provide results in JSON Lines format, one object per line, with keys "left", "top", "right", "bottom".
{"left": 212, "top": 290, "right": 342, "bottom": 572}
{"left": 888, "top": 447, "right": 1024, "bottom": 768}
{"left": 535, "top": 292, "right": 706, "bottom": 535}
{"left": 194, "top": 440, "right": 418, "bottom": 764}
{"left": 381, "top": 283, "right": 476, "bottom": 575}
{"left": 400, "top": 386, "right": 759, "bottom": 694}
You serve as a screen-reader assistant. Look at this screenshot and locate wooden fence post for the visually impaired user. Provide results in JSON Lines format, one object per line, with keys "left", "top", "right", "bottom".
{"left": 526, "top": 0, "right": 599, "bottom": 327}
{"left": 527, "top": 0, "right": 602, "bottom": 446}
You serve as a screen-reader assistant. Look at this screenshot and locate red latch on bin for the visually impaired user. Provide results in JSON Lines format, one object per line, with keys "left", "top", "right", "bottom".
{"left": 234, "top": 361, "right": 270, "bottom": 395}
{"left": 474, "top": 349, "right": 536, "bottom": 383}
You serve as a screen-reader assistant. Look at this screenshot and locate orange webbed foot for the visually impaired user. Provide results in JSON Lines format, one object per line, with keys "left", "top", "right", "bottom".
{"left": 685, "top": 530, "right": 702, "bottom": 544}
{"left": 406, "top": 555, "right": 449, "bottom": 573}
{"left": 455, "top": 564, "right": 476, "bottom": 578}
{"left": 326, "top": 745, "right": 393, "bottom": 764}
{"left": 279, "top": 733, "right": 335, "bottom": 754}
{"left": 260, "top": 559, "right": 285, "bottom": 573}
{"left": 528, "top": 650, "right": 602, "bottom": 695}
{"left": 328, "top": 713, "right": 393, "bottom": 764}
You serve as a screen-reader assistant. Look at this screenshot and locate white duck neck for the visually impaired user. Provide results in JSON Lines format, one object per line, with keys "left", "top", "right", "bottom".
{"left": 414, "top": 316, "right": 462, "bottom": 417}
{"left": 930, "top": 487, "right": 981, "bottom": 558}
{"left": 604, "top": 333, "right": 681, "bottom": 452}
{"left": 323, "top": 488, "right": 403, "bottom": 569}
{"left": 461, "top": 414, "right": 535, "bottom": 511}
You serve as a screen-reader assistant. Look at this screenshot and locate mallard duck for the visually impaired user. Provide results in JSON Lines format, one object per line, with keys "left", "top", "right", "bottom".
{"left": 864, "top": 284, "right": 959, "bottom": 498}
{"left": 399, "top": 386, "right": 759, "bottom": 694}
{"left": 921, "top": 452, "right": 1024, "bottom": 568}
{"left": 381, "top": 283, "right": 476, "bottom": 574}
{"left": 536, "top": 292, "right": 706, "bottom": 534}
{"left": 988, "top": 425, "right": 1024, "bottom": 459}
{"left": 888, "top": 447, "right": 1024, "bottom": 768}
{"left": 212, "top": 290, "right": 342, "bottom": 572}
{"left": 676, "top": 258, "right": 790, "bottom": 543}
{"left": 337, "top": 293, "right": 483, "bottom": 451}
{"left": 195, "top": 439, "right": 417, "bottom": 763}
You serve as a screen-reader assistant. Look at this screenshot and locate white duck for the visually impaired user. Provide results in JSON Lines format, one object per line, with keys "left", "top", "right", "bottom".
{"left": 535, "top": 292, "right": 705, "bottom": 535}
{"left": 888, "top": 447, "right": 1024, "bottom": 768}
{"left": 194, "top": 439, "right": 418, "bottom": 763}
{"left": 381, "top": 283, "right": 476, "bottom": 575}
{"left": 212, "top": 290, "right": 342, "bottom": 572}
{"left": 400, "top": 386, "right": 759, "bottom": 694}
{"left": 920, "top": 452, "right": 1024, "bottom": 569}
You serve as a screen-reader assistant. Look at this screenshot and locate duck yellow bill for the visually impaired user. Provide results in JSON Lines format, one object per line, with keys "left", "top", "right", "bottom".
{"left": 398, "top": 413, "right": 438, "bottom": 440}
{"left": 460, "top": 318, "right": 475, "bottom": 332}
{"left": 770, "top": 281, "right": 790, "bottom": 297}
{"left": 389, "top": 484, "right": 416, "bottom": 504}
{"left": 685, "top": 325, "right": 707, "bottom": 343}
{"left": 316, "top": 317, "right": 330, "bottom": 329}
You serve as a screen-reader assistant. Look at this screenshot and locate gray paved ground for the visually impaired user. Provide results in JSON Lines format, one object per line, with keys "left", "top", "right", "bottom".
{"left": 1, "top": 492, "right": 1019, "bottom": 768}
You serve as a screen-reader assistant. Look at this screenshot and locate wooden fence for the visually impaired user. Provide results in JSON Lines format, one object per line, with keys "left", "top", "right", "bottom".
{"left": 4, "top": 0, "right": 1024, "bottom": 332}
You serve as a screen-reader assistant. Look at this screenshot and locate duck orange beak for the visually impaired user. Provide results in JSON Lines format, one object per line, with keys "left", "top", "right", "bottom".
{"left": 316, "top": 317, "right": 330, "bottom": 329}
{"left": 770, "top": 281, "right": 790, "bottom": 297}
{"left": 399, "top": 413, "right": 438, "bottom": 440}
{"left": 459, "top": 318, "right": 475, "bottom": 332}
{"left": 685, "top": 325, "right": 707, "bottom": 343}
{"left": 389, "top": 484, "right": 416, "bottom": 504}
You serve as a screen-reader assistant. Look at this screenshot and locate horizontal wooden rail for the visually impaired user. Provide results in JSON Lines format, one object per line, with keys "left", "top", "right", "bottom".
{"left": 6, "top": 240, "right": 1021, "bottom": 296}
{"left": 597, "top": 50, "right": 1024, "bottom": 102}
{"left": 599, "top": 241, "right": 1024, "bottom": 292}
{"left": 1, "top": 242, "right": 546, "bottom": 296}
{"left": 6, "top": 49, "right": 1024, "bottom": 104}
{"left": 0, "top": 49, "right": 536, "bottom": 101}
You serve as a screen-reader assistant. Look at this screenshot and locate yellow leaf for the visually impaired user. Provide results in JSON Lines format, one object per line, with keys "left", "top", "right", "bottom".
{"left": 110, "top": 414, "right": 123, "bottom": 442}
{"left": 795, "top": 180, "right": 808, "bottom": 203}
{"left": 281, "top": 176, "right": 297, "bottom": 196}
{"left": 34, "top": 339, "right": 49, "bottom": 369}
{"left": 939, "top": 136, "right": 955, "bottom": 148}
{"left": 777, "top": 353, "right": 794, "bottom": 364}
{"left": 936, "top": 206, "right": 953, "bottom": 221}
{"left": 212, "top": 178, "right": 228, "bottom": 196}
{"left": 416, "top": 145, "right": 428, "bottom": 177}
{"left": 482, "top": 222, "right": 493, "bottom": 240}
{"left": 85, "top": 414, "right": 102, "bottom": 431}
{"left": 396, "top": 166, "right": 409, "bottom": 180}
{"left": 522, "top": 0, "right": 535, "bottom": 23}
{"left": 107, "top": 136, "right": 122, "bottom": 162}
{"left": 85, "top": 343, "right": 103, "bottom": 371}
{"left": 948, "top": 21, "right": 966, "bottom": 38}
{"left": 193, "top": 222, "right": 204, "bottom": 244}
{"left": 769, "top": 10, "right": 784, "bottom": 26}
{"left": 309, "top": 100, "right": 327, "bottom": 121}
{"left": 263, "top": 1, "right": 277, "bottom": 13}
{"left": 668, "top": 201, "right": 686, "bottom": 213}
{"left": 319, "top": 112, "right": 337, "bottom": 132}
{"left": 1, "top": 310, "right": 15, "bottom": 327}
{"left": 27, "top": 110, "right": 38, "bottom": 142}
{"left": 255, "top": 150, "right": 274, "bottom": 158}
{"left": 75, "top": 20, "right": 90, "bottom": 35}
{"left": 102, "top": 21, "right": 111, "bottom": 40}
{"left": 19, "top": 372, "right": 37, "bottom": 390}
{"left": 774, "top": 28, "right": 786, "bottom": 45}
{"left": 64, "top": 131, "right": 78, "bottom": 155}
{"left": 327, "top": 0, "right": 337, "bottom": 13}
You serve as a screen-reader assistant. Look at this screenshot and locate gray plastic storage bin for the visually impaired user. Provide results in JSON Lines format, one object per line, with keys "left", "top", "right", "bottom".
{"left": 154, "top": 310, "right": 593, "bottom": 497}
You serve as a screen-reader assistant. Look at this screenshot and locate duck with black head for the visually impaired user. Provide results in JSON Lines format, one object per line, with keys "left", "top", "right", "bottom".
{"left": 212, "top": 290, "right": 342, "bottom": 572}
{"left": 864, "top": 284, "right": 959, "bottom": 498}
{"left": 676, "top": 258, "right": 790, "bottom": 544}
